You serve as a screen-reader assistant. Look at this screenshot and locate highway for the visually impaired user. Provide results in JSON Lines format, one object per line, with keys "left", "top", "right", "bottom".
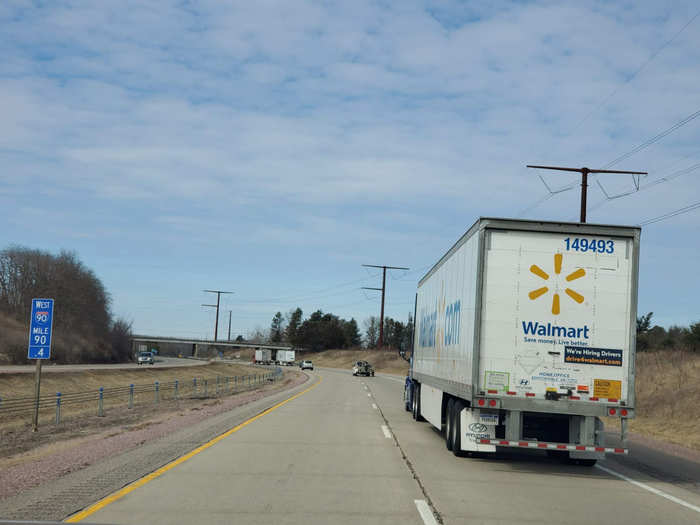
{"left": 0, "top": 356, "right": 207, "bottom": 374}
{"left": 71, "top": 368, "right": 700, "bottom": 525}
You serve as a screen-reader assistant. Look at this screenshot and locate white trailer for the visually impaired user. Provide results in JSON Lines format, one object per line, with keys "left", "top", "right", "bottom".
{"left": 406, "top": 218, "right": 639, "bottom": 465}
{"left": 254, "top": 349, "right": 272, "bottom": 364}
{"left": 275, "top": 350, "right": 295, "bottom": 365}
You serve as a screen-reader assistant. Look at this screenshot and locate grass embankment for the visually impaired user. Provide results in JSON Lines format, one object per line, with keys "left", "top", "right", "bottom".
{"left": 0, "top": 361, "right": 263, "bottom": 431}
{"left": 297, "top": 349, "right": 409, "bottom": 375}
{"left": 605, "top": 349, "right": 700, "bottom": 451}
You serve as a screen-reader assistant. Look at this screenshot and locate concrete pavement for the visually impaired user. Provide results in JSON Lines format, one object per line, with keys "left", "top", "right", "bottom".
{"left": 74, "top": 368, "right": 700, "bottom": 524}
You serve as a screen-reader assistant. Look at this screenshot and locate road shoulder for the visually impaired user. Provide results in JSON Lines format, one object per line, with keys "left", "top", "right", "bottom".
{"left": 0, "top": 371, "right": 312, "bottom": 521}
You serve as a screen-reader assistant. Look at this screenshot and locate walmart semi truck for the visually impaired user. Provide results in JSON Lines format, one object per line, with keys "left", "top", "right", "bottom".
{"left": 405, "top": 218, "right": 639, "bottom": 465}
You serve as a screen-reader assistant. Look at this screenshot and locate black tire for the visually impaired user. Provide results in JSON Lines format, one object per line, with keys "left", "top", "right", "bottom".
{"left": 445, "top": 398, "right": 454, "bottom": 451}
{"left": 404, "top": 383, "right": 411, "bottom": 412}
{"left": 452, "top": 400, "right": 466, "bottom": 457}
{"left": 412, "top": 383, "right": 422, "bottom": 421}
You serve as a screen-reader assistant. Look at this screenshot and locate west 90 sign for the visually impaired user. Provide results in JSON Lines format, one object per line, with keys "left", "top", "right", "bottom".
{"left": 28, "top": 298, "right": 54, "bottom": 359}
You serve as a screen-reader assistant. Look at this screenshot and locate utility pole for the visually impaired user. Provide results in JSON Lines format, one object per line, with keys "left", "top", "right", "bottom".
{"left": 362, "top": 264, "right": 409, "bottom": 349}
{"left": 526, "top": 165, "right": 647, "bottom": 223}
{"left": 201, "top": 290, "right": 233, "bottom": 341}
{"left": 227, "top": 310, "right": 232, "bottom": 341}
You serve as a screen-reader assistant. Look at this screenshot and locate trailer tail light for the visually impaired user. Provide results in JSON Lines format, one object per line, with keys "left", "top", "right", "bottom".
{"left": 620, "top": 409, "right": 628, "bottom": 417}
{"left": 489, "top": 399, "right": 497, "bottom": 407}
{"left": 525, "top": 392, "right": 536, "bottom": 397}
{"left": 487, "top": 389, "right": 498, "bottom": 394}
{"left": 477, "top": 399, "right": 485, "bottom": 406}
{"left": 507, "top": 391, "right": 516, "bottom": 395}
{"left": 608, "top": 408, "right": 617, "bottom": 416}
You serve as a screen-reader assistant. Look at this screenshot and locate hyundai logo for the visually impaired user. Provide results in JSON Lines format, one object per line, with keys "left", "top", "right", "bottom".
{"left": 468, "top": 423, "right": 488, "bottom": 433}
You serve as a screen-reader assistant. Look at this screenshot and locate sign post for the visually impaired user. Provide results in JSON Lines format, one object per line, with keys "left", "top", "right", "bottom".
{"left": 28, "top": 298, "right": 54, "bottom": 432}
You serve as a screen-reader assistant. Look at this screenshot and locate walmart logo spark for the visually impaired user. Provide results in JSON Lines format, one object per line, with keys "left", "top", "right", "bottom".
{"left": 528, "top": 254, "right": 585, "bottom": 315}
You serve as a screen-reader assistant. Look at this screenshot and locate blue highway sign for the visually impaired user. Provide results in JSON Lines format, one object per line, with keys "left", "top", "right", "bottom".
{"left": 28, "top": 298, "right": 54, "bottom": 359}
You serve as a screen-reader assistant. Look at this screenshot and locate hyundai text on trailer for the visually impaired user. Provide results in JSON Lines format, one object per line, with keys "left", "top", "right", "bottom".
{"left": 404, "top": 218, "right": 639, "bottom": 465}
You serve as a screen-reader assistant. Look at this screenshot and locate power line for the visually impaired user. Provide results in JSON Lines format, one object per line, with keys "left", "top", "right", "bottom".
{"left": 639, "top": 201, "right": 700, "bottom": 226}
{"left": 518, "top": 8, "right": 700, "bottom": 218}
{"left": 525, "top": 165, "right": 646, "bottom": 222}
{"left": 587, "top": 160, "right": 700, "bottom": 216}
{"left": 566, "top": 9, "right": 700, "bottom": 137}
{"left": 361, "top": 264, "right": 409, "bottom": 349}
{"left": 602, "top": 108, "right": 700, "bottom": 169}
{"left": 201, "top": 289, "right": 233, "bottom": 341}
{"left": 520, "top": 107, "right": 700, "bottom": 218}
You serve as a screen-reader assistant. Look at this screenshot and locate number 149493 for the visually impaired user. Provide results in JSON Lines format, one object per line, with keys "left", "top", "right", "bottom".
{"left": 565, "top": 237, "right": 614, "bottom": 254}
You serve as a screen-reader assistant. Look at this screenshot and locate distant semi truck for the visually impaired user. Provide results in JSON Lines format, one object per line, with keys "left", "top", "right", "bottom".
{"left": 254, "top": 349, "right": 272, "bottom": 364}
{"left": 405, "top": 218, "right": 639, "bottom": 465}
{"left": 275, "top": 350, "right": 295, "bottom": 365}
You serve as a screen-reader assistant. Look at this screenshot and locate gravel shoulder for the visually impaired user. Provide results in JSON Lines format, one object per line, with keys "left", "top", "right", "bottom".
{"left": 0, "top": 370, "right": 310, "bottom": 521}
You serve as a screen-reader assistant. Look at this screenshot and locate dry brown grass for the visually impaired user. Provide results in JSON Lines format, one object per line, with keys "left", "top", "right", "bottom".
{"left": 297, "top": 348, "right": 409, "bottom": 375}
{"left": 0, "top": 361, "right": 264, "bottom": 430}
{"left": 605, "top": 349, "right": 700, "bottom": 450}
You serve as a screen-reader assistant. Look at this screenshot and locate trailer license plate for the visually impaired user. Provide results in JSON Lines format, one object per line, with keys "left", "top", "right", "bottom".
{"left": 479, "top": 413, "right": 499, "bottom": 425}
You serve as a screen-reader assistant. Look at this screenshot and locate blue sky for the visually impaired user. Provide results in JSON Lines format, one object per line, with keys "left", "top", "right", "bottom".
{"left": 1, "top": 0, "right": 699, "bottom": 338}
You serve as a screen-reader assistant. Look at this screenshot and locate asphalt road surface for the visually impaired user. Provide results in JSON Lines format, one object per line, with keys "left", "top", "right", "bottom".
{"left": 71, "top": 368, "right": 700, "bottom": 525}
{"left": 0, "top": 356, "right": 207, "bottom": 374}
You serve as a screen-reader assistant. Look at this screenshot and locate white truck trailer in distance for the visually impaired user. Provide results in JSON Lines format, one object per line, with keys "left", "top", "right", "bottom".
{"left": 254, "top": 349, "right": 272, "bottom": 364}
{"left": 405, "top": 218, "right": 639, "bottom": 465}
{"left": 275, "top": 350, "right": 295, "bottom": 365}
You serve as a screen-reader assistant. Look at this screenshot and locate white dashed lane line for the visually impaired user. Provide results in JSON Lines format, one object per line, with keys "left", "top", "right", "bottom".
{"left": 596, "top": 464, "right": 700, "bottom": 514}
{"left": 372, "top": 403, "right": 377, "bottom": 409}
{"left": 414, "top": 499, "right": 438, "bottom": 525}
{"left": 381, "top": 425, "right": 392, "bottom": 439}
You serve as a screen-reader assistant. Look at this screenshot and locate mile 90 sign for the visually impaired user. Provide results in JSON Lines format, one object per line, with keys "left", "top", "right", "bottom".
{"left": 28, "top": 298, "right": 54, "bottom": 359}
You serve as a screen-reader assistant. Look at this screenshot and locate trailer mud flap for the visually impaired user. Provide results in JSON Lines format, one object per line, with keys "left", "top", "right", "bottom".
{"left": 461, "top": 408, "right": 496, "bottom": 452}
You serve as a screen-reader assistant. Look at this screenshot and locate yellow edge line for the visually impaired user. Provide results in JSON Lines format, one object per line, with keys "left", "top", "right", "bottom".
{"left": 65, "top": 375, "right": 321, "bottom": 522}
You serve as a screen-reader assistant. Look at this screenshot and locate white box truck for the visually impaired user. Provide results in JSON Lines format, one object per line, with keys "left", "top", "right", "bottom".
{"left": 254, "top": 349, "right": 272, "bottom": 364}
{"left": 405, "top": 218, "right": 639, "bottom": 465}
{"left": 275, "top": 350, "right": 295, "bottom": 365}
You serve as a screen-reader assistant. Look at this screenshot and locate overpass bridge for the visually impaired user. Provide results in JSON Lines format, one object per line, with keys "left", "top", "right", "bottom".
{"left": 131, "top": 335, "right": 294, "bottom": 358}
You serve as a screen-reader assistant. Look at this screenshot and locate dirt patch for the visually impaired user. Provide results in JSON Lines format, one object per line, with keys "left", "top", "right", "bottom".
{"left": 0, "top": 370, "right": 307, "bottom": 501}
{"left": 297, "top": 349, "right": 409, "bottom": 375}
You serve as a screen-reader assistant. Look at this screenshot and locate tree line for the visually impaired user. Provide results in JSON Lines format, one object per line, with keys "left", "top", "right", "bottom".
{"left": 262, "top": 307, "right": 414, "bottom": 352}
{"left": 0, "top": 246, "right": 132, "bottom": 364}
{"left": 636, "top": 312, "right": 700, "bottom": 352}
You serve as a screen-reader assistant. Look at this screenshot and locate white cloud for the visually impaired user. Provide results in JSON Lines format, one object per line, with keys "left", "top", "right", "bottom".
{"left": 1, "top": 0, "right": 699, "bottom": 332}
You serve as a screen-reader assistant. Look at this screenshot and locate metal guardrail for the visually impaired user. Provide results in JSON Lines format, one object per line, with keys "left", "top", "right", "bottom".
{"left": 0, "top": 367, "right": 283, "bottom": 425}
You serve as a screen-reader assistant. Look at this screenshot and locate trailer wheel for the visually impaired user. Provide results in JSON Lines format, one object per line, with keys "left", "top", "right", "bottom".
{"left": 445, "top": 398, "right": 454, "bottom": 451}
{"left": 412, "top": 384, "right": 423, "bottom": 421}
{"left": 451, "top": 400, "right": 466, "bottom": 457}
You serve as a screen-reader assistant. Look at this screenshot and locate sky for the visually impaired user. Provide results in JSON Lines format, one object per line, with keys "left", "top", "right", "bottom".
{"left": 1, "top": 0, "right": 699, "bottom": 339}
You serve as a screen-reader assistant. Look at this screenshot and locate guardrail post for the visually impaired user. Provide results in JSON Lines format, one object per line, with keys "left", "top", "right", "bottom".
{"left": 98, "top": 387, "right": 104, "bottom": 417}
{"left": 55, "top": 392, "right": 61, "bottom": 424}
{"left": 193, "top": 377, "right": 197, "bottom": 395}
{"left": 234, "top": 376, "right": 237, "bottom": 390}
{"left": 204, "top": 378, "right": 208, "bottom": 397}
{"left": 226, "top": 376, "right": 229, "bottom": 393}
{"left": 155, "top": 381, "right": 160, "bottom": 404}
{"left": 174, "top": 380, "right": 179, "bottom": 400}
{"left": 128, "top": 384, "right": 134, "bottom": 409}
{"left": 216, "top": 375, "right": 220, "bottom": 395}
